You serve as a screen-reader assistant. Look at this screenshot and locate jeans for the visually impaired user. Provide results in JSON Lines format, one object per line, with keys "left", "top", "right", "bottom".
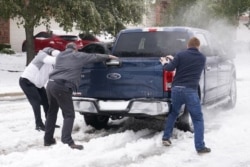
{"left": 162, "top": 86, "right": 205, "bottom": 150}
{"left": 44, "top": 80, "right": 75, "bottom": 145}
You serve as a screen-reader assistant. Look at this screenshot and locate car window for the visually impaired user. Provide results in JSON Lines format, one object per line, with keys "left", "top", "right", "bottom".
{"left": 95, "top": 45, "right": 105, "bottom": 54}
{"left": 195, "top": 33, "right": 213, "bottom": 57}
{"left": 35, "top": 32, "right": 51, "bottom": 39}
{"left": 59, "top": 35, "right": 78, "bottom": 41}
{"left": 80, "top": 44, "right": 96, "bottom": 53}
{"left": 207, "top": 35, "right": 227, "bottom": 56}
{"left": 82, "top": 44, "right": 104, "bottom": 53}
{"left": 113, "top": 31, "right": 188, "bottom": 57}
{"left": 195, "top": 33, "right": 208, "bottom": 47}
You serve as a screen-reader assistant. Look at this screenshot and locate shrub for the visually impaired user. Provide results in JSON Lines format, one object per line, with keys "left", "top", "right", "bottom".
{"left": 0, "top": 43, "right": 11, "bottom": 50}
{"left": 0, "top": 43, "right": 15, "bottom": 54}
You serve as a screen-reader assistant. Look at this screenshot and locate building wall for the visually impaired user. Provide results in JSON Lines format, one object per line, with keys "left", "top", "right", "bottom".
{"left": 10, "top": 19, "right": 25, "bottom": 52}
{"left": 132, "top": 0, "right": 169, "bottom": 27}
{"left": 155, "top": 0, "right": 169, "bottom": 26}
{"left": 0, "top": 19, "right": 10, "bottom": 44}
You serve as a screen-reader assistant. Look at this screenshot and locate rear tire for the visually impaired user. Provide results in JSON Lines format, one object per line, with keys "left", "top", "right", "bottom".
{"left": 83, "top": 114, "right": 109, "bottom": 130}
{"left": 176, "top": 107, "right": 194, "bottom": 132}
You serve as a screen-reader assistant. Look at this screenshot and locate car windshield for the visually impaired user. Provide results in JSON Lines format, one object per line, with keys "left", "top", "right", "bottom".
{"left": 113, "top": 31, "right": 189, "bottom": 57}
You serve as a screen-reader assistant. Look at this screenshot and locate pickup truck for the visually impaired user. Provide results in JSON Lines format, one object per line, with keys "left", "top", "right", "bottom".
{"left": 72, "top": 26, "right": 237, "bottom": 131}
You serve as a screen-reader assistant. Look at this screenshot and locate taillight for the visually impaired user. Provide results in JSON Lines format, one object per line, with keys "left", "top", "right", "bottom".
{"left": 163, "top": 70, "right": 175, "bottom": 91}
{"left": 148, "top": 28, "right": 157, "bottom": 32}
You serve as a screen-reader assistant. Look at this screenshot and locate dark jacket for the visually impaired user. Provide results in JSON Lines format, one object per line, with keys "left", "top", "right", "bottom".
{"left": 163, "top": 47, "right": 206, "bottom": 89}
{"left": 49, "top": 48, "right": 110, "bottom": 88}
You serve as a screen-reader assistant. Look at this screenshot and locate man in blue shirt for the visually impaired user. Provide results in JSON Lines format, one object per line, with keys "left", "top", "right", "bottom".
{"left": 160, "top": 37, "right": 211, "bottom": 154}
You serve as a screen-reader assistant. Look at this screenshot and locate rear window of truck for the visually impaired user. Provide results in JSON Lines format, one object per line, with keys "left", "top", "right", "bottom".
{"left": 113, "top": 31, "right": 189, "bottom": 57}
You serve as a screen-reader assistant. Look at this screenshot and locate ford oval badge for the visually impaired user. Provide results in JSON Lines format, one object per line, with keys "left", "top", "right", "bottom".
{"left": 106, "top": 73, "right": 121, "bottom": 80}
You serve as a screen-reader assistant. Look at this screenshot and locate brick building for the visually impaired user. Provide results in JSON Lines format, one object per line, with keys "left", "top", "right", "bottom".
{"left": 155, "top": 0, "right": 169, "bottom": 25}
{"left": 0, "top": 18, "right": 10, "bottom": 44}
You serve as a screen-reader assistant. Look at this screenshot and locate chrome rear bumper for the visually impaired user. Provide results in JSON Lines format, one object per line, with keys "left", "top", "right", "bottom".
{"left": 72, "top": 97, "right": 170, "bottom": 116}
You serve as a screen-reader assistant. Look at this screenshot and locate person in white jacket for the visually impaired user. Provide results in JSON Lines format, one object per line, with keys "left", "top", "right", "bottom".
{"left": 19, "top": 47, "right": 60, "bottom": 131}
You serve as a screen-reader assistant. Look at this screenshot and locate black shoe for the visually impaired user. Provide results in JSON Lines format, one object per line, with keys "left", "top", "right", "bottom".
{"left": 44, "top": 138, "right": 56, "bottom": 146}
{"left": 55, "top": 125, "right": 60, "bottom": 128}
{"left": 197, "top": 147, "right": 211, "bottom": 154}
{"left": 35, "top": 124, "right": 45, "bottom": 131}
{"left": 69, "top": 143, "right": 84, "bottom": 150}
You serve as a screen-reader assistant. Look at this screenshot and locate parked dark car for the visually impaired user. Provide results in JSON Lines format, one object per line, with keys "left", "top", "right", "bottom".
{"left": 78, "top": 42, "right": 113, "bottom": 54}
{"left": 78, "top": 33, "right": 100, "bottom": 46}
{"left": 73, "top": 26, "right": 237, "bottom": 131}
{"left": 22, "top": 30, "right": 83, "bottom": 52}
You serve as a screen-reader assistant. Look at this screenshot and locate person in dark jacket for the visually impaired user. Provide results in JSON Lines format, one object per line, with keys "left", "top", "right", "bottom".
{"left": 44, "top": 42, "right": 117, "bottom": 150}
{"left": 159, "top": 37, "right": 211, "bottom": 154}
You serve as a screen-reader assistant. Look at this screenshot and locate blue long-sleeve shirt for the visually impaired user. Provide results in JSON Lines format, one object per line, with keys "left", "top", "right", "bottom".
{"left": 163, "top": 47, "right": 206, "bottom": 89}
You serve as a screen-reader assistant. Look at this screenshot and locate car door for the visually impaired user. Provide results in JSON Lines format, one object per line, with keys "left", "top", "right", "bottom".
{"left": 196, "top": 33, "right": 219, "bottom": 103}
{"left": 212, "top": 41, "right": 234, "bottom": 98}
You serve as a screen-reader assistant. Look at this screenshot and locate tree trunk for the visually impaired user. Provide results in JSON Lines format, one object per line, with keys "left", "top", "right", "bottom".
{"left": 24, "top": 27, "right": 35, "bottom": 66}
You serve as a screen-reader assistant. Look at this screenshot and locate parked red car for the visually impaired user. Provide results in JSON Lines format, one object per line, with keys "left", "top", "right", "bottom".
{"left": 22, "top": 30, "right": 87, "bottom": 52}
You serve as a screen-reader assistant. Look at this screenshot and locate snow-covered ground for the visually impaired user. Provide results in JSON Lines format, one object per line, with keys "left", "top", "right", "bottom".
{"left": 0, "top": 52, "right": 25, "bottom": 95}
{"left": 1, "top": 28, "right": 250, "bottom": 166}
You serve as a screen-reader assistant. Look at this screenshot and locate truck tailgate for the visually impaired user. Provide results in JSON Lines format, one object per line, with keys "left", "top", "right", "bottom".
{"left": 78, "top": 57, "right": 164, "bottom": 99}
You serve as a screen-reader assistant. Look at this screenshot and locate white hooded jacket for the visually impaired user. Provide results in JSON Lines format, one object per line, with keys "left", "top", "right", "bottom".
{"left": 21, "top": 48, "right": 60, "bottom": 88}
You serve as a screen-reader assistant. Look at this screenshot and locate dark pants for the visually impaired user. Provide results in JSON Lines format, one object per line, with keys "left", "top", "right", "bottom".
{"left": 44, "top": 80, "right": 75, "bottom": 145}
{"left": 19, "top": 77, "right": 49, "bottom": 126}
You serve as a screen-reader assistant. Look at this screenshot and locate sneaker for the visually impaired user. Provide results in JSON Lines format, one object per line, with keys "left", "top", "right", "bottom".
{"left": 35, "top": 124, "right": 45, "bottom": 131}
{"left": 44, "top": 138, "right": 56, "bottom": 146}
{"left": 197, "top": 147, "right": 211, "bottom": 154}
{"left": 69, "top": 143, "right": 84, "bottom": 150}
{"left": 162, "top": 139, "right": 172, "bottom": 146}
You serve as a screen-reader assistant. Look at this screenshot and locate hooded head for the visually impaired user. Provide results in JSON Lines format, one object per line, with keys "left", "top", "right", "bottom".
{"left": 66, "top": 42, "right": 77, "bottom": 50}
{"left": 42, "top": 47, "right": 60, "bottom": 57}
